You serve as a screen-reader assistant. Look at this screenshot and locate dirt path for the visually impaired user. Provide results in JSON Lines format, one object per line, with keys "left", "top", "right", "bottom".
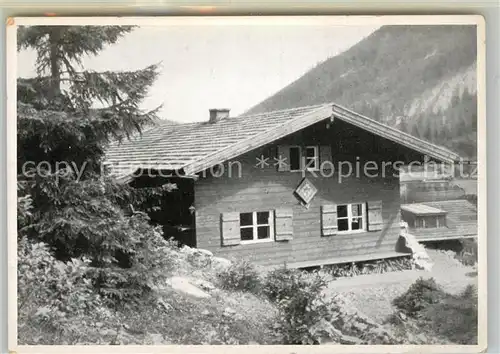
{"left": 326, "top": 249, "right": 477, "bottom": 322}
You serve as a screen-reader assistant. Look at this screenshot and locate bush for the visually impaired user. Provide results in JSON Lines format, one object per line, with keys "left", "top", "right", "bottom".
{"left": 263, "top": 268, "right": 337, "bottom": 344}
{"left": 420, "top": 285, "right": 478, "bottom": 344}
{"left": 392, "top": 277, "right": 445, "bottom": 317}
{"left": 218, "top": 259, "right": 261, "bottom": 293}
{"left": 261, "top": 267, "right": 301, "bottom": 302}
{"left": 456, "top": 238, "right": 478, "bottom": 266}
{"left": 18, "top": 237, "right": 118, "bottom": 344}
{"left": 19, "top": 172, "right": 175, "bottom": 304}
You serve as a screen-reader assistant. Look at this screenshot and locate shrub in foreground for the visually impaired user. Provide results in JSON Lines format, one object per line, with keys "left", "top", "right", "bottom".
{"left": 18, "top": 237, "right": 117, "bottom": 344}
{"left": 218, "top": 259, "right": 261, "bottom": 293}
{"left": 390, "top": 278, "right": 478, "bottom": 344}
{"left": 456, "top": 238, "right": 478, "bottom": 267}
{"left": 419, "top": 284, "right": 478, "bottom": 344}
{"left": 392, "top": 277, "right": 444, "bottom": 317}
{"left": 264, "top": 268, "right": 336, "bottom": 344}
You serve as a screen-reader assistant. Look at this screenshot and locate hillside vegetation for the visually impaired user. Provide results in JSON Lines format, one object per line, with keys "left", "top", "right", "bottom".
{"left": 247, "top": 25, "right": 478, "bottom": 158}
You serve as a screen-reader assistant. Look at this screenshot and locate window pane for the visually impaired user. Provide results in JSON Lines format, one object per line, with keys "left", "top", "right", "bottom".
{"left": 338, "top": 218, "right": 349, "bottom": 231}
{"left": 351, "top": 217, "right": 362, "bottom": 230}
{"left": 240, "top": 212, "right": 253, "bottom": 226}
{"left": 306, "top": 147, "right": 316, "bottom": 158}
{"left": 352, "top": 204, "right": 363, "bottom": 217}
{"left": 290, "top": 147, "right": 301, "bottom": 170}
{"left": 337, "top": 205, "right": 348, "bottom": 218}
{"left": 257, "top": 226, "right": 270, "bottom": 239}
{"left": 305, "top": 157, "right": 317, "bottom": 169}
{"left": 257, "top": 211, "right": 269, "bottom": 225}
{"left": 425, "top": 216, "right": 437, "bottom": 228}
{"left": 240, "top": 228, "right": 254, "bottom": 241}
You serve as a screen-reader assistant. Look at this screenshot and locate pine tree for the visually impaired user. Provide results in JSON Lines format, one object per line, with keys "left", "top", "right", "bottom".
{"left": 17, "top": 25, "right": 171, "bottom": 302}
{"left": 17, "top": 25, "right": 161, "bottom": 175}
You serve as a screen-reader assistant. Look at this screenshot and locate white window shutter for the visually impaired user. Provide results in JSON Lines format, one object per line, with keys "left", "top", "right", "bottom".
{"left": 319, "top": 145, "right": 333, "bottom": 169}
{"left": 274, "top": 208, "right": 293, "bottom": 241}
{"left": 221, "top": 212, "right": 241, "bottom": 246}
{"left": 367, "top": 201, "right": 383, "bottom": 231}
{"left": 277, "top": 145, "right": 291, "bottom": 172}
{"left": 321, "top": 204, "right": 338, "bottom": 236}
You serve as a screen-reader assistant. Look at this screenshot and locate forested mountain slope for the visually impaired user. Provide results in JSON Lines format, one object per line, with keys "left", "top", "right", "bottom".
{"left": 246, "top": 25, "right": 477, "bottom": 158}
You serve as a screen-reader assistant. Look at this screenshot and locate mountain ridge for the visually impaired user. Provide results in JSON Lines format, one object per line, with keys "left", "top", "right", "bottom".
{"left": 247, "top": 25, "right": 477, "bottom": 158}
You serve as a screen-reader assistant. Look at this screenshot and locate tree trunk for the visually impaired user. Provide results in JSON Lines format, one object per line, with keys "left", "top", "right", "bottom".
{"left": 49, "top": 27, "right": 61, "bottom": 98}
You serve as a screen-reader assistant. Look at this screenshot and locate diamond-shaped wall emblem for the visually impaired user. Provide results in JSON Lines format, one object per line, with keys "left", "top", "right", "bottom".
{"left": 294, "top": 178, "right": 318, "bottom": 206}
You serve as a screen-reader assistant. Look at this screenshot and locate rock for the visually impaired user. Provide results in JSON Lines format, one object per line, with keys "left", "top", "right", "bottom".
{"left": 100, "top": 329, "right": 118, "bottom": 337}
{"left": 223, "top": 307, "right": 243, "bottom": 320}
{"left": 179, "top": 245, "right": 194, "bottom": 255}
{"left": 223, "top": 307, "right": 237, "bottom": 316}
{"left": 167, "top": 276, "right": 211, "bottom": 298}
{"left": 212, "top": 256, "right": 232, "bottom": 270}
{"left": 186, "top": 248, "right": 213, "bottom": 268}
{"left": 398, "top": 312, "right": 407, "bottom": 321}
{"left": 400, "top": 233, "right": 434, "bottom": 271}
{"left": 197, "top": 248, "right": 214, "bottom": 257}
{"left": 156, "top": 298, "right": 173, "bottom": 311}
{"left": 309, "top": 319, "right": 343, "bottom": 344}
{"left": 192, "top": 278, "right": 216, "bottom": 292}
{"left": 147, "top": 333, "right": 166, "bottom": 345}
{"left": 417, "top": 333, "right": 428, "bottom": 343}
{"left": 341, "top": 333, "right": 364, "bottom": 344}
{"left": 352, "top": 321, "right": 368, "bottom": 331}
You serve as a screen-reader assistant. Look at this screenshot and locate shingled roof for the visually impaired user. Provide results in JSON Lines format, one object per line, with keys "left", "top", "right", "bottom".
{"left": 105, "top": 103, "right": 461, "bottom": 182}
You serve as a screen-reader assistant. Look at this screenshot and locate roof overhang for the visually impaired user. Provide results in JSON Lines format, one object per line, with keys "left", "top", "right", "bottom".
{"left": 331, "top": 104, "right": 461, "bottom": 165}
{"left": 115, "top": 167, "right": 198, "bottom": 184}
{"left": 113, "top": 103, "right": 461, "bottom": 182}
{"left": 182, "top": 103, "right": 460, "bottom": 175}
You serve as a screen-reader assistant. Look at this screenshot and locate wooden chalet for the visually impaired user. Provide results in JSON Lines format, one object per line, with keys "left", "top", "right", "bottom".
{"left": 105, "top": 103, "right": 461, "bottom": 268}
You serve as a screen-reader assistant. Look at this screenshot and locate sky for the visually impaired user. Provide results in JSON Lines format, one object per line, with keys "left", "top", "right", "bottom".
{"left": 17, "top": 24, "right": 379, "bottom": 123}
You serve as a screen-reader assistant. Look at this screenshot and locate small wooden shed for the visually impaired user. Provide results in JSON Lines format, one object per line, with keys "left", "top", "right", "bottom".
{"left": 401, "top": 200, "right": 478, "bottom": 242}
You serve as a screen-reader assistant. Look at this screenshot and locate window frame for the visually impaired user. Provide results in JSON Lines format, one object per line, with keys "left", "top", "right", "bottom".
{"left": 289, "top": 145, "right": 302, "bottom": 172}
{"left": 415, "top": 214, "right": 446, "bottom": 229}
{"left": 304, "top": 145, "right": 320, "bottom": 171}
{"left": 239, "top": 211, "right": 275, "bottom": 244}
{"left": 336, "top": 203, "right": 367, "bottom": 234}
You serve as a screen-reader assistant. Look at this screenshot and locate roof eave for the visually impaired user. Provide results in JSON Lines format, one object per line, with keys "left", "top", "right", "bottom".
{"left": 331, "top": 104, "right": 461, "bottom": 164}
{"left": 183, "top": 104, "right": 334, "bottom": 175}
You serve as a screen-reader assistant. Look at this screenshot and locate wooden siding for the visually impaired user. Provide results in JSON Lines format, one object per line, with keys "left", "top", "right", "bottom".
{"left": 193, "top": 120, "right": 412, "bottom": 266}
{"left": 400, "top": 180, "right": 465, "bottom": 204}
{"left": 195, "top": 163, "right": 402, "bottom": 266}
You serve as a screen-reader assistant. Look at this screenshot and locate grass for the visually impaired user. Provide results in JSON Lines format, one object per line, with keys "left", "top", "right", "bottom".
{"left": 19, "top": 241, "right": 478, "bottom": 345}
{"left": 115, "top": 287, "right": 278, "bottom": 345}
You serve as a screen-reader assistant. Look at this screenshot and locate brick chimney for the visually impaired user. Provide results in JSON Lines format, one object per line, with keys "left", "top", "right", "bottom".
{"left": 209, "top": 108, "right": 230, "bottom": 123}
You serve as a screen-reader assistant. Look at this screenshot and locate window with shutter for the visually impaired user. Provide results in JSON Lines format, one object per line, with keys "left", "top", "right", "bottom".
{"left": 367, "top": 200, "right": 383, "bottom": 231}
{"left": 274, "top": 208, "right": 293, "bottom": 241}
{"left": 321, "top": 204, "right": 338, "bottom": 236}
{"left": 221, "top": 212, "right": 241, "bottom": 246}
{"left": 336, "top": 203, "right": 367, "bottom": 233}
{"left": 239, "top": 211, "right": 274, "bottom": 244}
